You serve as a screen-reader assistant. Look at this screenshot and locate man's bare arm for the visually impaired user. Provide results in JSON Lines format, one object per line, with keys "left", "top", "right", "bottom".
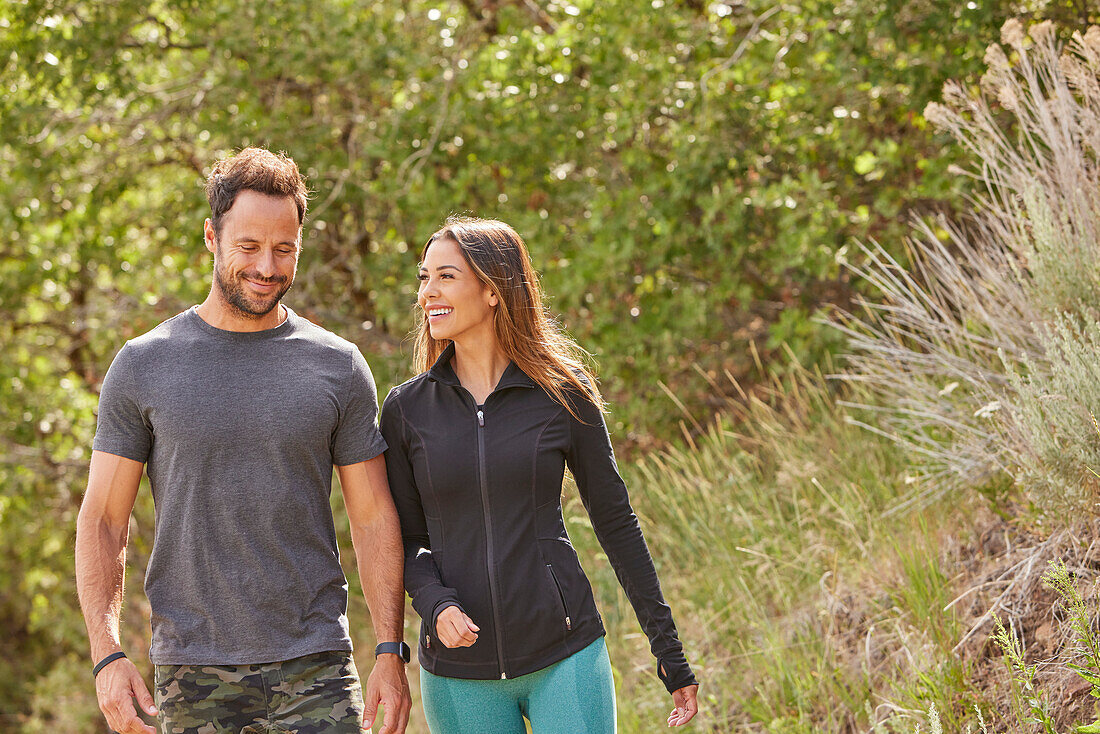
{"left": 76, "top": 451, "right": 141, "bottom": 657}
{"left": 75, "top": 450, "right": 157, "bottom": 734}
{"left": 336, "top": 455, "right": 410, "bottom": 734}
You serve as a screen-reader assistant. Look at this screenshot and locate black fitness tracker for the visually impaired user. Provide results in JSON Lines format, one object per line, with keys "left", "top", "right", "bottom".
{"left": 374, "top": 641, "right": 411, "bottom": 663}
{"left": 92, "top": 651, "right": 128, "bottom": 677}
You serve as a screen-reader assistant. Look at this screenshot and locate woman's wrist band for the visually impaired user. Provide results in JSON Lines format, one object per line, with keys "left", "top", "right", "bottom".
{"left": 92, "top": 651, "right": 127, "bottom": 677}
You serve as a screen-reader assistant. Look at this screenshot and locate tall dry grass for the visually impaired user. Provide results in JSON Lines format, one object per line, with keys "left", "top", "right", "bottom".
{"left": 837, "top": 21, "right": 1100, "bottom": 517}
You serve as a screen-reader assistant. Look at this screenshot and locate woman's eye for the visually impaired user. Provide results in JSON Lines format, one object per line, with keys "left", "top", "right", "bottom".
{"left": 416, "top": 273, "right": 428, "bottom": 281}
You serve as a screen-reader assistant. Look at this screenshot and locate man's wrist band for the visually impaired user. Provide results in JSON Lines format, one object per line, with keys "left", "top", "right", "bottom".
{"left": 374, "top": 641, "right": 411, "bottom": 663}
{"left": 92, "top": 651, "right": 127, "bottom": 677}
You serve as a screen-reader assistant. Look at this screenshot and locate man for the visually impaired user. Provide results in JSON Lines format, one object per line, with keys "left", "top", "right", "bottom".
{"left": 75, "top": 147, "right": 411, "bottom": 734}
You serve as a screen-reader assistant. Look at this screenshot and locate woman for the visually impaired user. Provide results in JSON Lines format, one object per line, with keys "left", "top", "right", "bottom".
{"left": 380, "top": 217, "right": 699, "bottom": 733}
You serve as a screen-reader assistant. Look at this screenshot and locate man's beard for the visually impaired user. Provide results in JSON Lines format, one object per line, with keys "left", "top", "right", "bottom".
{"left": 214, "top": 259, "right": 292, "bottom": 319}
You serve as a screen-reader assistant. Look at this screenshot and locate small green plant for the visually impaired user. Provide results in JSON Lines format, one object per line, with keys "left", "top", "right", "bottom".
{"left": 974, "top": 703, "right": 990, "bottom": 733}
{"left": 990, "top": 611, "right": 1058, "bottom": 733}
{"left": 1042, "top": 560, "right": 1100, "bottom": 733}
{"left": 986, "top": 559, "right": 1100, "bottom": 734}
{"left": 928, "top": 702, "right": 943, "bottom": 734}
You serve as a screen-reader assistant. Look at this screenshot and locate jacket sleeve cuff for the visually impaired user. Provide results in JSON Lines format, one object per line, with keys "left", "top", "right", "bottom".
{"left": 657, "top": 653, "right": 698, "bottom": 694}
{"left": 408, "top": 581, "right": 462, "bottom": 629}
{"left": 429, "top": 600, "right": 464, "bottom": 634}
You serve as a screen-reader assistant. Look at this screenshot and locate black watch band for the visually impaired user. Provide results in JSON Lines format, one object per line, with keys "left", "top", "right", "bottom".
{"left": 374, "top": 641, "right": 411, "bottom": 663}
{"left": 92, "top": 651, "right": 128, "bottom": 678}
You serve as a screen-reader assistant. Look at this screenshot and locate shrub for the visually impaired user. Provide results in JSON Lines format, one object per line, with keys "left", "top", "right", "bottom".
{"left": 838, "top": 21, "right": 1100, "bottom": 516}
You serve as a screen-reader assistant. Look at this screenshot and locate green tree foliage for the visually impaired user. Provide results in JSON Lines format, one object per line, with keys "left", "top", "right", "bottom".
{"left": 0, "top": 0, "right": 1059, "bottom": 729}
{"left": 3, "top": 0, "right": 1031, "bottom": 434}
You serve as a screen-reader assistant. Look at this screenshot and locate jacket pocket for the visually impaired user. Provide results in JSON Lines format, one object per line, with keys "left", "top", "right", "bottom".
{"left": 545, "top": 563, "right": 573, "bottom": 631}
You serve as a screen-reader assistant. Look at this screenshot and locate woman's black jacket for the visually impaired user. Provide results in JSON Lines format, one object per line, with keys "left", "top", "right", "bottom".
{"left": 379, "top": 344, "right": 696, "bottom": 693}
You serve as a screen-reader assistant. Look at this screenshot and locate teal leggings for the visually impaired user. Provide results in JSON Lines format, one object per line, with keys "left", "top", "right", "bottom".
{"left": 419, "top": 636, "right": 616, "bottom": 734}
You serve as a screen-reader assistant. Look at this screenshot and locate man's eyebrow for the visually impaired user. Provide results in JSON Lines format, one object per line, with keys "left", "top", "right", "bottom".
{"left": 232, "top": 237, "right": 297, "bottom": 246}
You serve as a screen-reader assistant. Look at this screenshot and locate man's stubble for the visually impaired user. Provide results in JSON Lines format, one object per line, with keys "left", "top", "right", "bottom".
{"left": 212, "top": 244, "right": 294, "bottom": 319}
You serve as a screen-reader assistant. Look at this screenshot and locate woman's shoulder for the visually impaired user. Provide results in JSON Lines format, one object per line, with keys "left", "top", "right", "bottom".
{"left": 555, "top": 370, "right": 606, "bottom": 421}
{"left": 382, "top": 371, "right": 433, "bottom": 408}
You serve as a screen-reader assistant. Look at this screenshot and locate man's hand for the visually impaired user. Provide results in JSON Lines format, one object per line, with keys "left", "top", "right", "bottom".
{"left": 435, "top": 605, "right": 479, "bottom": 648}
{"left": 362, "top": 654, "right": 411, "bottom": 734}
{"left": 94, "top": 656, "right": 158, "bottom": 734}
{"left": 666, "top": 683, "right": 699, "bottom": 727}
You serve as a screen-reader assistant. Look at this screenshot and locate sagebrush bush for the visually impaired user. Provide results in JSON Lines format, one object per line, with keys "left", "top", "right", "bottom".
{"left": 1005, "top": 315, "right": 1100, "bottom": 510}
{"left": 839, "top": 21, "right": 1100, "bottom": 516}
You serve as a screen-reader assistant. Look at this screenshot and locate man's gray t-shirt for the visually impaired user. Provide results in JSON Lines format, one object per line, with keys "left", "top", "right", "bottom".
{"left": 93, "top": 306, "right": 387, "bottom": 665}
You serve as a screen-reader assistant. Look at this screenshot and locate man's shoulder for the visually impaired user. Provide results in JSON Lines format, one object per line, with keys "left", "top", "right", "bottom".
{"left": 286, "top": 310, "right": 366, "bottom": 365}
{"left": 121, "top": 309, "right": 195, "bottom": 358}
{"left": 289, "top": 311, "right": 355, "bottom": 348}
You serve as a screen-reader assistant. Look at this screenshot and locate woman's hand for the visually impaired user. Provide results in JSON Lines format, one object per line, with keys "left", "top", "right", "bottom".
{"left": 435, "top": 605, "right": 480, "bottom": 648}
{"left": 666, "top": 683, "right": 699, "bottom": 727}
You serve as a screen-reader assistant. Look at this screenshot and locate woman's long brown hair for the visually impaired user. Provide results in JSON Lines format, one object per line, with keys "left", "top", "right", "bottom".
{"left": 413, "top": 217, "right": 604, "bottom": 418}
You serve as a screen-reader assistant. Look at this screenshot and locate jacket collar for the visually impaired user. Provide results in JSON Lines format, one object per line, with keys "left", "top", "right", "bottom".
{"left": 427, "top": 342, "right": 536, "bottom": 391}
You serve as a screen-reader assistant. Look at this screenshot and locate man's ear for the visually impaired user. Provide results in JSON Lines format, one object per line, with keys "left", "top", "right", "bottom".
{"left": 203, "top": 218, "right": 217, "bottom": 255}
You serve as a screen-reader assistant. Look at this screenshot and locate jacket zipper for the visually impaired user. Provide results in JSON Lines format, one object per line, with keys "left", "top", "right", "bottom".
{"left": 476, "top": 406, "right": 509, "bottom": 679}
{"left": 546, "top": 563, "right": 573, "bottom": 630}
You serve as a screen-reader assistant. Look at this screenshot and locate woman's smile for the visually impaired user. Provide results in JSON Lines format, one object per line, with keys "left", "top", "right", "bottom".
{"left": 426, "top": 306, "right": 454, "bottom": 322}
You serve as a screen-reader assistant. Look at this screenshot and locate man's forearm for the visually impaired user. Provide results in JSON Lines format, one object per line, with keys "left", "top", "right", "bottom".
{"left": 350, "top": 512, "right": 405, "bottom": 643}
{"left": 75, "top": 511, "right": 129, "bottom": 660}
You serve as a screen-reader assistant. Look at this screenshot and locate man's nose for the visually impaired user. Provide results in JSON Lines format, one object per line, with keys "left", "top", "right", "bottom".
{"left": 255, "top": 249, "right": 277, "bottom": 277}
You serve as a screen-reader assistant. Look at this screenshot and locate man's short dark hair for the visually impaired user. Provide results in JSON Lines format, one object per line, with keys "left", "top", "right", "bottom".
{"left": 205, "top": 147, "right": 309, "bottom": 236}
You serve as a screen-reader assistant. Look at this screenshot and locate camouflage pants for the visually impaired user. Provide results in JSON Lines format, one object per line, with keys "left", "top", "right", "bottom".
{"left": 154, "top": 650, "right": 365, "bottom": 734}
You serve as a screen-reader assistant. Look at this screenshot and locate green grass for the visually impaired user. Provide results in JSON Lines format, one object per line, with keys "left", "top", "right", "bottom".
{"left": 565, "top": 366, "right": 992, "bottom": 731}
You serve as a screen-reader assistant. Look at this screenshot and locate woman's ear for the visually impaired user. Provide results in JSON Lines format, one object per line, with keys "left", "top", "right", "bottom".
{"left": 488, "top": 291, "right": 499, "bottom": 307}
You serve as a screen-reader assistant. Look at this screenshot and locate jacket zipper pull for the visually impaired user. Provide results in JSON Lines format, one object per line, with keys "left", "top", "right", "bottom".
{"left": 477, "top": 409, "right": 484, "bottom": 427}
{"left": 566, "top": 616, "right": 572, "bottom": 630}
